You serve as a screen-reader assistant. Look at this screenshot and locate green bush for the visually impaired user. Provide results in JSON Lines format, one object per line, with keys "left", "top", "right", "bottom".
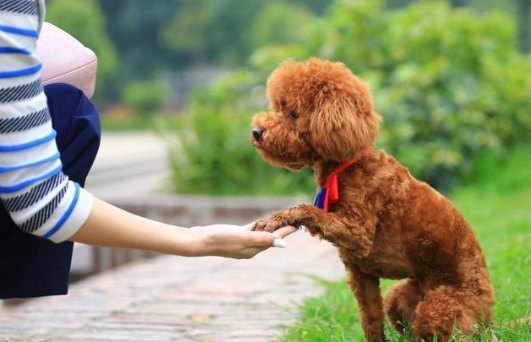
{"left": 170, "top": 71, "right": 315, "bottom": 196}
{"left": 123, "top": 81, "right": 166, "bottom": 116}
{"left": 304, "top": 0, "right": 531, "bottom": 191}
{"left": 171, "top": 0, "right": 531, "bottom": 195}
{"left": 246, "top": 1, "right": 314, "bottom": 51}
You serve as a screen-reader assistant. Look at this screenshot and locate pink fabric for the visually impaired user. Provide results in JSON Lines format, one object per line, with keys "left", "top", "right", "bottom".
{"left": 36, "top": 23, "right": 98, "bottom": 99}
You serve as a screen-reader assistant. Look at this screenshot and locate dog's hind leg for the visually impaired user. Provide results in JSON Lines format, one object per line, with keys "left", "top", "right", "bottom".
{"left": 344, "top": 263, "right": 387, "bottom": 342}
{"left": 412, "top": 284, "right": 492, "bottom": 342}
{"left": 384, "top": 278, "right": 425, "bottom": 334}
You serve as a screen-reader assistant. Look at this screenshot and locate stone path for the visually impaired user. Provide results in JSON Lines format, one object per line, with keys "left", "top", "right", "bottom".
{"left": 0, "top": 232, "right": 344, "bottom": 342}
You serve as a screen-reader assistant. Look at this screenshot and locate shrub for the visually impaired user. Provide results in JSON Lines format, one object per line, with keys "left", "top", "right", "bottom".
{"left": 305, "top": 0, "right": 531, "bottom": 191}
{"left": 171, "top": 0, "right": 531, "bottom": 195}
{"left": 169, "top": 71, "right": 315, "bottom": 196}
{"left": 123, "top": 81, "right": 166, "bottom": 115}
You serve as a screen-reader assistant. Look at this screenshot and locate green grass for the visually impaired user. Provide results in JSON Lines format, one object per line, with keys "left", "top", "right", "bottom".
{"left": 281, "top": 144, "right": 531, "bottom": 342}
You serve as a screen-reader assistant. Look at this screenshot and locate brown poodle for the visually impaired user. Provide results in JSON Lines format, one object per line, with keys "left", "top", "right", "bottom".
{"left": 250, "top": 58, "right": 494, "bottom": 342}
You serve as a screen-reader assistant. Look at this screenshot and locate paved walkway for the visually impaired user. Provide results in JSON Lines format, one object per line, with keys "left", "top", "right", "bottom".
{"left": 0, "top": 233, "right": 344, "bottom": 342}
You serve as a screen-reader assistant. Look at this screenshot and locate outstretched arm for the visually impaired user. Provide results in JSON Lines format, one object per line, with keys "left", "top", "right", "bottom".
{"left": 0, "top": 0, "right": 297, "bottom": 259}
{"left": 70, "top": 197, "right": 297, "bottom": 259}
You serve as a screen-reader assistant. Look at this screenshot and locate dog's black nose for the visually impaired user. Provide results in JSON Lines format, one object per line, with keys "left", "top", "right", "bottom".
{"left": 252, "top": 127, "right": 264, "bottom": 141}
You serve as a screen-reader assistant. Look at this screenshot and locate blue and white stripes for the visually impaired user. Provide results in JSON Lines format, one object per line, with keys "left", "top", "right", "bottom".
{"left": 0, "top": 23, "right": 39, "bottom": 38}
{"left": 0, "top": 0, "right": 93, "bottom": 242}
{"left": 0, "top": 0, "right": 38, "bottom": 17}
{"left": 0, "top": 78, "right": 43, "bottom": 102}
{"left": 2, "top": 172, "right": 66, "bottom": 211}
{"left": 0, "top": 107, "right": 50, "bottom": 133}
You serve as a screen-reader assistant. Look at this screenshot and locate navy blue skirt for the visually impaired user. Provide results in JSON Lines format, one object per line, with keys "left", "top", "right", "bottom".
{"left": 0, "top": 83, "right": 101, "bottom": 299}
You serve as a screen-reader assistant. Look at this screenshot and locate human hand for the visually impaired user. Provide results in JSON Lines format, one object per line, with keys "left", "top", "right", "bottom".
{"left": 187, "top": 223, "right": 297, "bottom": 259}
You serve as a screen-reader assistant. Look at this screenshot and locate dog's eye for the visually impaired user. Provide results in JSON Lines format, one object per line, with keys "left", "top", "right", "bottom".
{"left": 290, "top": 110, "right": 299, "bottom": 119}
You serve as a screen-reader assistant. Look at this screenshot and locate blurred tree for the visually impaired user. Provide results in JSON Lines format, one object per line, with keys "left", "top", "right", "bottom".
{"left": 302, "top": 0, "right": 334, "bottom": 13}
{"left": 207, "top": 0, "right": 269, "bottom": 64}
{"left": 46, "top": 0, "right": 118, "bottom": 101}
{"left": 246, "top": 1, "right": 314, "bottom": 51}
{"left": 52, "top": 0, "right": 332, "bottom": 103}
{"left": 161, "top": 0, "right": 265, "bottom": 66}
{"left": 449, "top": 0, "right": 468, "bottom": 8}
{"left": 161, "top": 0, "right": 212, "bottom": 63}
{"left": 385, "top": 0, "right": 415, "bottom": 8}
{"left": 162, "top": 0, "right": 332, "bottom": 67}
{"left": 95, "top": 0, "right": 180, "bottom": 82}
{"left": 173, "top": 0, "right": 531, "bottom": 194}
{"left": 469, "top": 0, "right": 514, "bottom": 12}
{"left": 516, "top": 0, "right": 531, "bottom": 53}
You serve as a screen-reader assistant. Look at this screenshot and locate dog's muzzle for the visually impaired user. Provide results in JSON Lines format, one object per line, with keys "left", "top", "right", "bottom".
{"left": 252, "top": 127, "right": 264, "bottom": 141}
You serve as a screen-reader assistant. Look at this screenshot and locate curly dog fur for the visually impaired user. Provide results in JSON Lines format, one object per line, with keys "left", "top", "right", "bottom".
{"left": 251, "top": 58, "right": 494, "bottom": 341}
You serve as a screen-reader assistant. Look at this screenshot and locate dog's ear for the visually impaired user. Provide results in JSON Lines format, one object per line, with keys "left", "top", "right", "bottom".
{"left": 309, "top": 95, "right": 381, "bottom": 162}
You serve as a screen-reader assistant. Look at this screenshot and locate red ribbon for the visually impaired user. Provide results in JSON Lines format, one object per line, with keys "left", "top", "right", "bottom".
{"left": 316, "top": 147, "right": 373, "bottom": 212}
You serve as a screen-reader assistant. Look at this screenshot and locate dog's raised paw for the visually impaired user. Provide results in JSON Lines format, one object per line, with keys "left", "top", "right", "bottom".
{"left": 252, "top": 218, "right": 285, "bottom": 233}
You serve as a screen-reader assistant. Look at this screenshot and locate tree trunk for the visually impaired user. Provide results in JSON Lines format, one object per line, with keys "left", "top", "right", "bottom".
{"left": 517, "top": 0, "right": 531, "bottom": 53}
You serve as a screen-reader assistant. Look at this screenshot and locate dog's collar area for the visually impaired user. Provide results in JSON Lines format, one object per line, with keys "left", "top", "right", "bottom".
{"left": 313, "top": 147, "right": 373, "bottom": 212}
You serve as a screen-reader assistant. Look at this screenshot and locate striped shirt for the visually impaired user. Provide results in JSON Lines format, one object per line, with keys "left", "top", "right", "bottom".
{"left": 0, "top": 0, "right": 93, "bottom": 242}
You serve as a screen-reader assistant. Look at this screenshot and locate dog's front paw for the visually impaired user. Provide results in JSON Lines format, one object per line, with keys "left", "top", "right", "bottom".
{"left": 252, "top": 217, "right": 286, "bottom": 233}
{"left": 304, "top": 225, "right": 323, "bottom": 238}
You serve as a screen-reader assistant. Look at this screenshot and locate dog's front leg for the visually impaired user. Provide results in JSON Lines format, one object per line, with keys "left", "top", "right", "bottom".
{"left": 253, "top": 204, "right": 377, "bottom": 258}
{"left": 344, "top": 262, "right": 387, "bottom": 342}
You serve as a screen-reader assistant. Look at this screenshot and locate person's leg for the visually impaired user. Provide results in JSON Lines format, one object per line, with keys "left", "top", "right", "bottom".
{"left": 0, "top": 83, "right": 100, "bottom": 299}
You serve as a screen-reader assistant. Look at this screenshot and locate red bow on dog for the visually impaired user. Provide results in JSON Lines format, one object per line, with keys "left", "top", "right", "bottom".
{"left": 314, "top": 148, "right": 373, "bottom": 212}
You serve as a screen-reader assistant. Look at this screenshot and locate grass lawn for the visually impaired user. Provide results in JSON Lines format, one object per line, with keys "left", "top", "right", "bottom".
{"left": 281, "top": 144, "right": 531, "bottom": 342}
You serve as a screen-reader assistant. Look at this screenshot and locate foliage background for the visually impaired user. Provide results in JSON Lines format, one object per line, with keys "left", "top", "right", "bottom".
{"left": 170, "top": 0, "right": 531, "bottom": 194}
{"left": 45, "top": 0, "right": 531, "bottom": 195}
{"left": 40, "top": 2, "right": 531, "bottom": 340}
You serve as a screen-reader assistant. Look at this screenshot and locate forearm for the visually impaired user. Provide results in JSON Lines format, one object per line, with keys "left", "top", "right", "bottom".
{"left": 69, "top": 197, "right": 297, "bottom": 259}
{"left": 69, "top": 197, "right": 197, "bottom": 256}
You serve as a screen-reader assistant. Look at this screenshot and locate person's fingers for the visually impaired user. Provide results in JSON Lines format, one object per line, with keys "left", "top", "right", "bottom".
{"left": 244, "top": 222, "right": 256, "bottom": 230}
{"left": 246, "top": 231, "right": 276, "bottom": 247}
{"left": 241, "top": 225, "right": 297, "bottom": 253}
{"left": 246, "top": 231, "right": 291, "bottom": 249}
{"left": 273, "top": 225, "right": 298, "bottom": 239}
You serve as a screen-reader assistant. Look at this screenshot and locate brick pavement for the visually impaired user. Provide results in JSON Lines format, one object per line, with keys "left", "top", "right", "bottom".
{"left": 0, "top": 232, "right": 344, "bottom": 342}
